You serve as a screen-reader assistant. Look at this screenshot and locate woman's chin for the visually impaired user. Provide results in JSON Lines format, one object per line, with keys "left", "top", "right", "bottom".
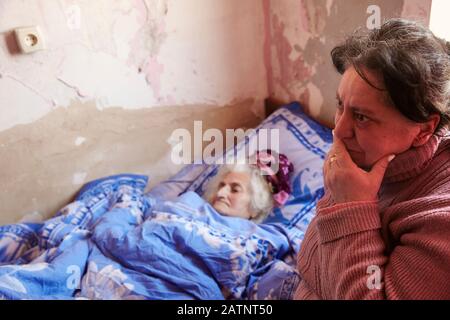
{"left": 213, "top": 203, "right": 229, "bottom": 215}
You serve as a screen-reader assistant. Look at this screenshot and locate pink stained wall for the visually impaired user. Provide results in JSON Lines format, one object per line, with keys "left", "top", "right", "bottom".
{"left": 0, "top": 0, "right": 268, "bottom": 131}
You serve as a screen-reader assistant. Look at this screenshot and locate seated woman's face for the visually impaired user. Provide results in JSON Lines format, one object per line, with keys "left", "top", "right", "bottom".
{"left": 211, "top": 171, "right": 256, "bottom": 220}
{"left": 334, "top": 67, "right": 435, "bottom": 170}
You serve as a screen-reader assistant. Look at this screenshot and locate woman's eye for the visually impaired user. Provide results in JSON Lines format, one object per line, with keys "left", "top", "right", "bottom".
{"left": 354, "top": 113, "right": 369, "bottom": 123}
{"left": 336, "top": 101, "right": 343, "bottom": 113}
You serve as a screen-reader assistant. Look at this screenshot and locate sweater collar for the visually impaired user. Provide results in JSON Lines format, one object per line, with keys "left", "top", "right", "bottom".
{"left": 384, "top": 128, "right": 449, "bottom": 184}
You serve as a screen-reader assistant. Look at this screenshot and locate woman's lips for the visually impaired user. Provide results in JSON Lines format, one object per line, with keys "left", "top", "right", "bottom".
{"left": 214, "top": 199, "right": 229, "bottom": 207}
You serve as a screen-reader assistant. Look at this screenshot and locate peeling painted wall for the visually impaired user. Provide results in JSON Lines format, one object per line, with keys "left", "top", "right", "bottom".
{"left": 0, "top": 0, "right": 268, "bottom": 224}
{"left": 264, "top": 0, "right": 432, "bottom": 127}
{"left": 0, "top": 0, "right": 268, "bottom": 130}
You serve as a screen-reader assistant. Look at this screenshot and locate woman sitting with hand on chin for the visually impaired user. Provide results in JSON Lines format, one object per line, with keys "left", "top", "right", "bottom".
{"left": 295, "top": 18, "right": 450, "bottom": 300}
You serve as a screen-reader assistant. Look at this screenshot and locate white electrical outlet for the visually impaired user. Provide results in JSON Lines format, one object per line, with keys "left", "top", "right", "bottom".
{"left": 14, "top": 26, "right": 45, "bottom": 54}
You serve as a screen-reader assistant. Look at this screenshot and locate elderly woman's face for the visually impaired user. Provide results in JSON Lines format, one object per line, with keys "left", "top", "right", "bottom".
{"left": 212, "top": 171, "right": 256, "bottom": 220}
{"left": 334, "top": 67, "right": 425, "bottom": 170}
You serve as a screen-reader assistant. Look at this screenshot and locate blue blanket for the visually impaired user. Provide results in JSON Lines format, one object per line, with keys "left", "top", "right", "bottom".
{"left": 0, "top": 174, "right": 294, "bottom": 300}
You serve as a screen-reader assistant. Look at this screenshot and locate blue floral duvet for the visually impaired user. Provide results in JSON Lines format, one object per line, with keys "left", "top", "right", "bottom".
{"left": 0, "top": 174, "right": 297, "bottom": 300}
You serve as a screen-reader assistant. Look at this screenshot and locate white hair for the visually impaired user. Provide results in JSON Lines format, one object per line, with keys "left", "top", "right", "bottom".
{"left": 204, "top": 164, "right": 274, "bottom": 223}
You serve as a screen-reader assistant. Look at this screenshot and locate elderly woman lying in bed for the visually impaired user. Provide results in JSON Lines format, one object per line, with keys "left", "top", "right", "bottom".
{"left": 78, "top": 151, "right": 295, "bottom": 300}
{"left": 0, "top": 150, "right": 295, "bottom": 300}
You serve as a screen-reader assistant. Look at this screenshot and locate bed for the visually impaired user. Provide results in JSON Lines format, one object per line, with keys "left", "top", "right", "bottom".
{"left": 0, "top": 102, "right": 332, "bottom": 300}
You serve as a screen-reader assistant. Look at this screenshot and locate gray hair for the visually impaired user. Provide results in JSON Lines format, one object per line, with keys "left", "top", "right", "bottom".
{"left": 204, "top": 164, "right": 274, "bottom": 223}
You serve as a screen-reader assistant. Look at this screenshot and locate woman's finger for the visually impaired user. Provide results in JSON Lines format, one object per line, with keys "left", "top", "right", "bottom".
{"left": 330, "top": 136, "right": 353, "bottom": 164}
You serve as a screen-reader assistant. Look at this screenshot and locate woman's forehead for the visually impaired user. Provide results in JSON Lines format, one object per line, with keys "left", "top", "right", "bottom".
{"left": 338, "top": 67, "right": 392, "bottom": 113}
{"left": 222, "top": 171, "right": 250, "bottom": 185}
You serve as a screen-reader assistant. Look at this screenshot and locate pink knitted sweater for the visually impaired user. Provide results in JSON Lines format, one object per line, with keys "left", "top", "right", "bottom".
{"left": 294, "top": 130, "right": 450, "bottom": 300}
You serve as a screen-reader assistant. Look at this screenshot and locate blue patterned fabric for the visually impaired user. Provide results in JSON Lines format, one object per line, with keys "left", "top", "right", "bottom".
{"left": 0, "top": 175, "right": 291, "bottom": 299}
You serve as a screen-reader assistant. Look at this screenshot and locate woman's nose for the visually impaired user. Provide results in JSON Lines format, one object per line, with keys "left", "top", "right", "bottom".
{"left": 217, "top": 185, "right": 229, "bottom": 198}
{"left": 334, "top": 110, "right": 354, "bottom": 140}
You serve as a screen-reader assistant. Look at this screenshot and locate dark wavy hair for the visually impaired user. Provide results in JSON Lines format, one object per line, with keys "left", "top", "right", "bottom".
{"left": 331, "top": 18, "right": 450, "bottom": 131}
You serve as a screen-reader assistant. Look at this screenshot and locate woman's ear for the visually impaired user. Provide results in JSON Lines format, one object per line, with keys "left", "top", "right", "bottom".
{"left": 412, "top": 114, "right": 441, "bottom": 147}
{"left": 249, "top": 208, "right": 259, "bottom": 220}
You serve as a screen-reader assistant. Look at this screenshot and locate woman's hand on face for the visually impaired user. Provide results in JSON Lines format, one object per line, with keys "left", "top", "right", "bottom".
{"left": 324, "top": 133, "right": 395, "bottom": 204}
